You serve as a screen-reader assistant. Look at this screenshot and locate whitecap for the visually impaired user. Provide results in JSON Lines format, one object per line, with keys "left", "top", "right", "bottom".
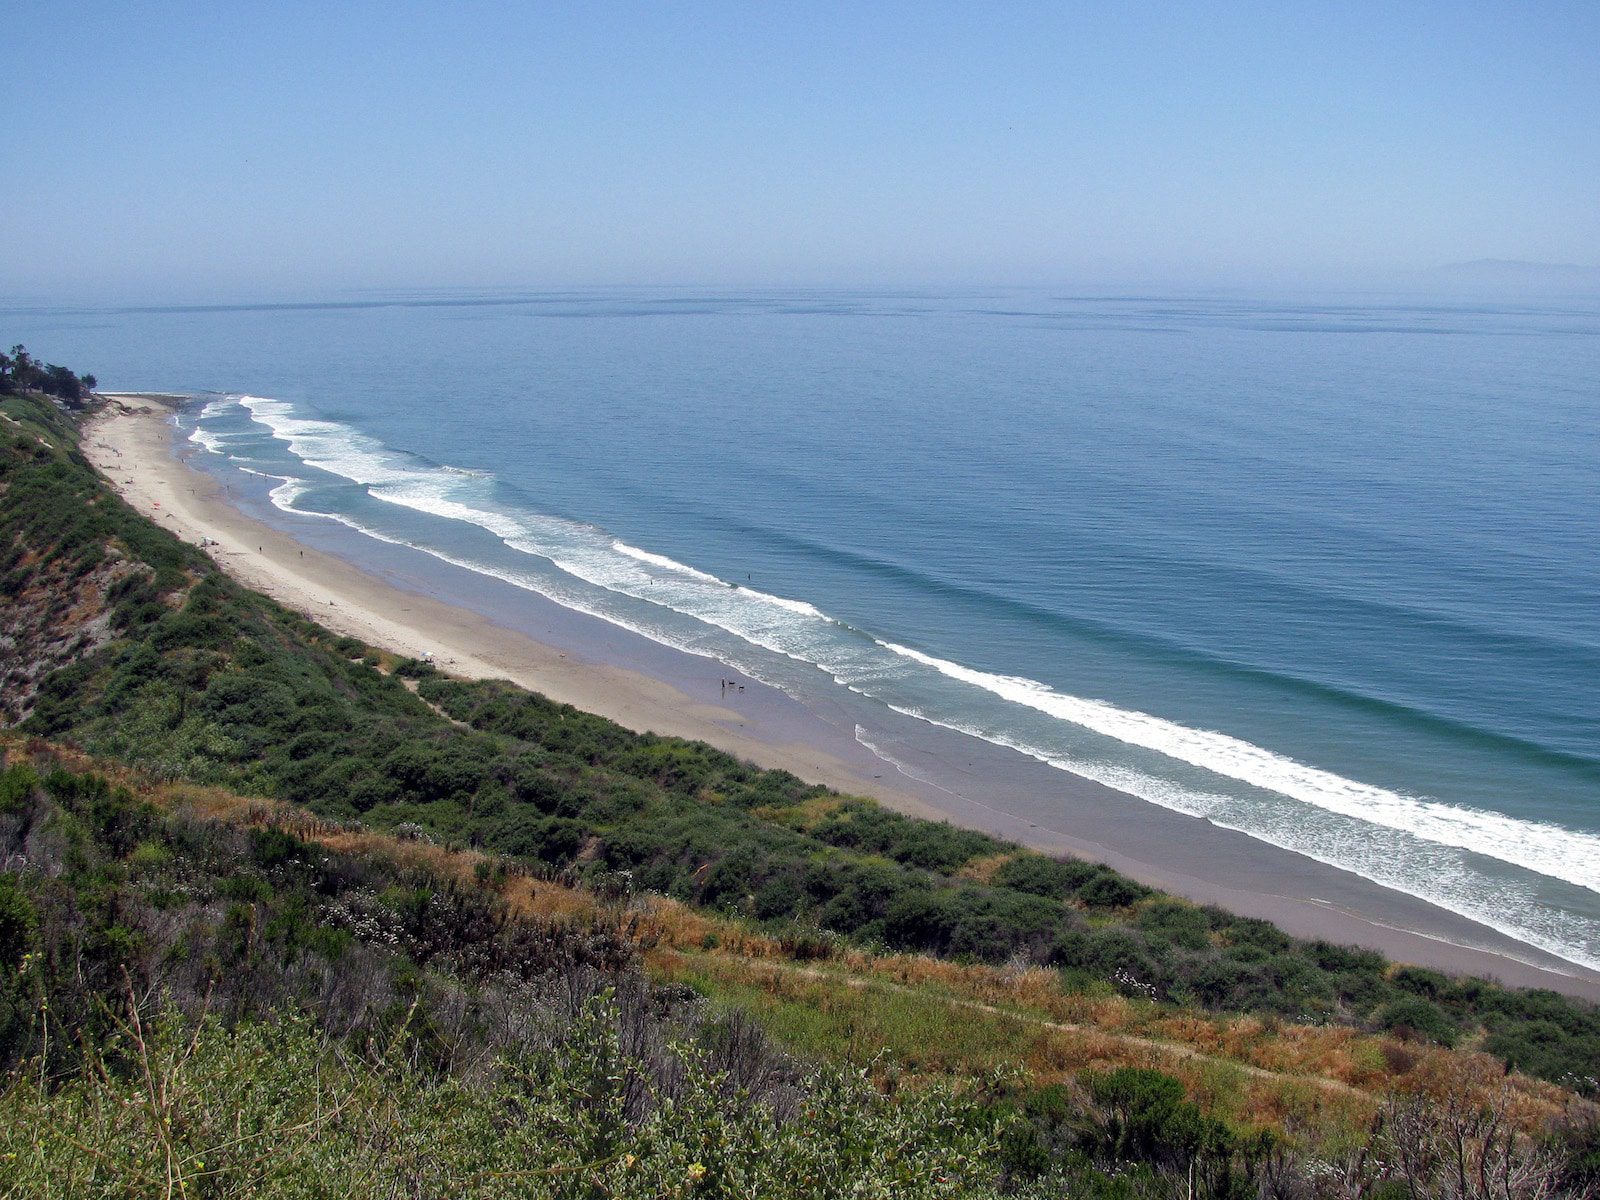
{"left": 613, "top": 541, "right": 723, "bottom": 583}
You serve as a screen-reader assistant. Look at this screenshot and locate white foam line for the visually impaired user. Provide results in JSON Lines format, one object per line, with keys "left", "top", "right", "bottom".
{"left": 242, "top": 395, "right": 846, "bottom": 630}
{"left": 735, "top": 585, "right": 826, "bottom": 617}
{"left": 187, "top": 426, "right": 235, "bottom": 455}
{"left": 877, "top": 640, "right": 1600, "bottom": 897}
{"left": 373, "top": 481, "right": 528, "bottom": 541}
{"left": 853, "top": 725, "right": 980, "bottom": 804}
{"left": 267, "top": 478, "right": 307, "bottom": 507}
{"left": 613, "top": 540, "right": 722, "bottom": 583}
{"left": 368, "top": 481, "right": 835, "bottom": 642}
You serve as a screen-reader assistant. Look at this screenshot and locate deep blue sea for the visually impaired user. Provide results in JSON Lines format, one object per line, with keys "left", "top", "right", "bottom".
{"left": 7, "top": 288, "right": 1599, "bottom": 969}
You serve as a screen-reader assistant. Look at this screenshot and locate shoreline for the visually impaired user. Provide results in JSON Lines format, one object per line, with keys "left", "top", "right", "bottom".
{"left": 86, "top": 395, "right": 1600, "bottom": 1000}
{"left": 87, "top": 396, "right": 947, "bottom": 817}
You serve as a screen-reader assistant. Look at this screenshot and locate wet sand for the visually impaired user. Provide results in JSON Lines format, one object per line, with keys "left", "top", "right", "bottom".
{"left": 86, "top": 396, "right": 1600, "bottom": 999}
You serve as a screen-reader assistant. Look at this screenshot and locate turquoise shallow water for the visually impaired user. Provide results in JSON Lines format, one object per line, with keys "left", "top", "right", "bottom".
{"left": 8, "top": 288, "right": 1599, "bottom": 967}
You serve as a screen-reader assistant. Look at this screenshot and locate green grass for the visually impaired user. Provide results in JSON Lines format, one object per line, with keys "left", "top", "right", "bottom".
{"left": 665, "top": 956, "right": 1042, "bottom": 1075}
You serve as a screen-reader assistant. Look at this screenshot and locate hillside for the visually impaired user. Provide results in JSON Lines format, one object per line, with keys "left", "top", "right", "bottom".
{"left": 5, "top": 742, "right": 1599, "bottom": 1197}
{"left": 2, "top": 385, "right": 1599, "bottom": 1196}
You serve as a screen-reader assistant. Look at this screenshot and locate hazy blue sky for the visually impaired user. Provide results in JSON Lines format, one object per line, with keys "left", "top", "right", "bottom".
{"left": 5, "top": 2, "right": 1598, "bottom": 296}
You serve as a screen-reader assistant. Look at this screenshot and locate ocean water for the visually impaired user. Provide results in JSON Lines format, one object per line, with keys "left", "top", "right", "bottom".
{"left": 8, "top": 288, "right": 1599, "bottom": 969}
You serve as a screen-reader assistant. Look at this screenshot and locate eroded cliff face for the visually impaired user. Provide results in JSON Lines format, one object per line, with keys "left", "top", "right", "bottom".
{"left": 1, "top": 396, "right": 190, "bottom": 726}
{"left": 0, "top": 542, "right": 133, "bottom": 724}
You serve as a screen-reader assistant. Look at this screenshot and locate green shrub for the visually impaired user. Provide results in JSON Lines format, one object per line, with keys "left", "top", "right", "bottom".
{"left": 0, "top": 877, "right": 36, "bottom": 970}
{"left": 1077, "top": 872, "right": 1150, "bottom": 909}
{"left": 1375, "top": 996, "right": 1458, "bottom": 1046}
{"left": 0, "top": 763, "right": 38, "bottom": 814}
{"left": 1137, "top": 900, "right": 1211, "bottom": 950}
{"left": 250, "top": 825, "right": 311, "bottom": 869}
{"left": 993, "top": 854, "right": 1101, "bottom": 898}
{"left": 1052, "top": 929, "right": 1154, "bottom": 982}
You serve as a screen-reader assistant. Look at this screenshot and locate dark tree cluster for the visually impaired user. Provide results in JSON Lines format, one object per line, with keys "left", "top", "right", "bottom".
{"left": 0, "top": 344, "right": 96, "bottom": 405}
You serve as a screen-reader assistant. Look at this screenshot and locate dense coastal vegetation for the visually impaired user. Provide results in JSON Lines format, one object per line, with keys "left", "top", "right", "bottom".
{"left": 0, "top": 752, "right": 1022, "bottom": 1197}
{"left": 2, "top": 381, "right": 1599, "bottom": 1196}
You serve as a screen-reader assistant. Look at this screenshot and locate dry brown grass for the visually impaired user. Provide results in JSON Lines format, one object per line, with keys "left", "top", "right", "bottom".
{"left": 956, "top": 852, "right": 1015, "bottom": 884}
{"left": 749, "top": 793, "right": 848, "bottom": 829}
{"left": 2, "top": 732, "right": 1585, "bottom": 1139}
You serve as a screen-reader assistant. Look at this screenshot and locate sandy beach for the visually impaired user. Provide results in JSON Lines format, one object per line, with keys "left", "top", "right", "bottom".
{"left": 85, "top": 396, "right": 1600, "bottom": 999}
{"left": 85, "top": 396, "right": 946, "bottom": 816}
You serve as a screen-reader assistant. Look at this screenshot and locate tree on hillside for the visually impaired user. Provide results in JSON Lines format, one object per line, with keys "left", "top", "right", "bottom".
{"left": 0, "top": 344, "right": 95, "bottom": 404}
{"left": 43, "top": 364, "right": 83, "bottom": 402}
{"left": 1, "top": 345, "right": 32, "bottom": 393}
